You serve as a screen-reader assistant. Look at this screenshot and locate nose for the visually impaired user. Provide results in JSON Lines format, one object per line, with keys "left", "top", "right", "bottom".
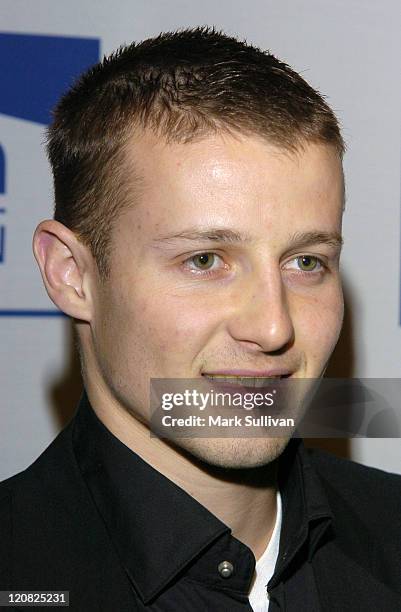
{"left": 226, "top": 268, "right": 295, "bottom": 354}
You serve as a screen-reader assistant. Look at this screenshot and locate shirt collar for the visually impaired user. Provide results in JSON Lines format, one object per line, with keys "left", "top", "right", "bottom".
{"left": 72, "top": 389, "right": 333, "bottom": 602}
{"left": 270, "top": 435, "right": 334, "bottom": 588}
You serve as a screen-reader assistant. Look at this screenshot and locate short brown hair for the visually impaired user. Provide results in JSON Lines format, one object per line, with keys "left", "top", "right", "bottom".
{"left": 47, "top": 26, "right": 345, "bottom": 279}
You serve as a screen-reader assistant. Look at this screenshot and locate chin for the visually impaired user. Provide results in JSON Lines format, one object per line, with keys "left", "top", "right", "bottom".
{"left": 176, "top": 436, "right": 291, "bottom": 470}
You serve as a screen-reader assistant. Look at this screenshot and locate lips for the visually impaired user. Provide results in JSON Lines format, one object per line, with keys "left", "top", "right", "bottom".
{"left": 201, "top": 372, "right": 291, "bottom": 389}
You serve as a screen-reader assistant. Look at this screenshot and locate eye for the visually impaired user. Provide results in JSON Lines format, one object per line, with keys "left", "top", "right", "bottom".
{"left": 183, "top": 252, "right": 226, "bottom": 276}
{"left": 285, "top": 255, "right": 324, "bottom": 273}
{"left": 297, "top": 255, "right": 320, "bottom": 272}
{"left": 191, "top": 253, "right": 217, "bottom": 270}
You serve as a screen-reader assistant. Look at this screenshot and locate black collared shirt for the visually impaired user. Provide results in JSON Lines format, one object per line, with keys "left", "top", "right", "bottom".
{"left": 3, "top": 389, "right": 401, "bottom": 611}
{"left": 72, "top": 390, "right": 333, "bottom": 611}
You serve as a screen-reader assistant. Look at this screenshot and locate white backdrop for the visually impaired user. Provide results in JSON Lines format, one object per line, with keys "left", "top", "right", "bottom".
{"left": 1, "top": 0, "right": 400, "bottom": 479}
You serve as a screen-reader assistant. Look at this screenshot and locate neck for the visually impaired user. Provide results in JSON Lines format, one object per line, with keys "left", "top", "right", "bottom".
{"left": 84, "top": 372, "right": 278, "bottom": 560}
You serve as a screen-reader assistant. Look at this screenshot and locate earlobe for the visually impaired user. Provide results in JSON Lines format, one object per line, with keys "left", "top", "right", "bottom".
{"left": 32, "top": 220, "right": 93, "bottom": 322}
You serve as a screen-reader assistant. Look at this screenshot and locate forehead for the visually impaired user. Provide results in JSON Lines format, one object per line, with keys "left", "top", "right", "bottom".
{"left": 118, "top": 131, "right": 344, "bottom": 244}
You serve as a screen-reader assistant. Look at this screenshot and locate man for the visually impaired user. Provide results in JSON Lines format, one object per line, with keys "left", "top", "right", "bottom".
{"left": 1, "top": 27, "right": 400, "bottom": 611}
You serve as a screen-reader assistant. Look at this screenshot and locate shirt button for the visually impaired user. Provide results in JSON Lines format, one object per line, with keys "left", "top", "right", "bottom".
{"left": 218, "top": 560, "right": 234, "bottom": 578}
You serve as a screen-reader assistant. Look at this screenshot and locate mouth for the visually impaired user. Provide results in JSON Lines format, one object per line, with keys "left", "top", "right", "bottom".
{"left": 201, "top": 373, "right": 291, "bottom": 389}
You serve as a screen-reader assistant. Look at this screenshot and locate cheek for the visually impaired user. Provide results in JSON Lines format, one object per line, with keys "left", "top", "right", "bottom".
{"left": 293, "top": 284, "right": 344, "bottom": 360}
{"left": 100, "top": 285, "right": 220, "bottom": 371}
{"left": 138, "top": 292, "right": 219, "bottom": 357}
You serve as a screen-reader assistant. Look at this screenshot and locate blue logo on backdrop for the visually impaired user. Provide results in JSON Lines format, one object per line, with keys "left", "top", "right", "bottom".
{"left": 0, "top": 32, "right": 100, "bottom": 316}
{"left": 0, "top": 145, "right": 5, "bottom": 263}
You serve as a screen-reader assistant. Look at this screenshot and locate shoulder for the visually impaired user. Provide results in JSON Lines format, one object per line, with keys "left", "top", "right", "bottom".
{"left": 0, "top": 419, "right": 109, "bottom": 590}
{"left": 305, "top": 448, "right": 401, "bottom": 604}
{"left": 0, "top": 415, "right": 101, "bottom": 539}
{"left": 0, "top": 419, "right": 76, "bottom": 499}
{"left": 0, "top": 416, "right": 91, "bottom": 547}
{"left": 0, "top": 420, "right": 82, "bottom": 552}
{"left": 0, "top": 424, "right": 75, "bottom": 587}
{"left": 307, "top": 446, "right": 401, "bottom": 492}
{"left": 0, "top": 418, "right": 132, "bottom": 603}
{"left": 306, "top": 446, "right": 401, "bottom": 528}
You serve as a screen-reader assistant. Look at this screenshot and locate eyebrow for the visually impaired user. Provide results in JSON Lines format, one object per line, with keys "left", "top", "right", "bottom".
{"left": 151, "top": 227, "right": 343, "bottom": 249}
{"left": 152, "top": 228, "right": 252, "bottom": 245}
{"left": 285, "top": 230, "right": 343, "bottom": 250}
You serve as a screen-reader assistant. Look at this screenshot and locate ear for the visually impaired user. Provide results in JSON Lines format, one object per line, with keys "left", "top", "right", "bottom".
{"left": 32, "top": 219, "right": 95, "bottom": 321}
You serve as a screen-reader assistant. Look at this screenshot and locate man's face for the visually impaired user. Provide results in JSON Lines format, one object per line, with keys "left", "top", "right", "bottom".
{"left": 88, "top": 131, "right": 344, "bottom": 468}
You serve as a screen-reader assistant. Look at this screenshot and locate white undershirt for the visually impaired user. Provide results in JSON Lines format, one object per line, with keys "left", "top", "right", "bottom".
{"left": 248, "top": 490, "right": 282, "bottom": 612}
